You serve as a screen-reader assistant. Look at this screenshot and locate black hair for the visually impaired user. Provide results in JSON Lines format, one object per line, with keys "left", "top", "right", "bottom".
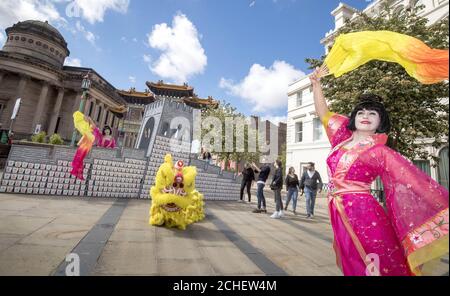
{"left": 102, "top": 126, "right": 112, "bottom": 136}
{"left": 275, "top": 159, "right": 282, "bottom": 169}
{"left": 347, "top": 93, "right": 391, "bottom": 134}
{"left": 308, "top": 162, "right": 315, "bottom": 167}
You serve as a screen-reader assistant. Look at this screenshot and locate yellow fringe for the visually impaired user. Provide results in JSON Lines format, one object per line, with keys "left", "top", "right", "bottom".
{"left": 408, "top": 234, "right": 449, "bottom": 276}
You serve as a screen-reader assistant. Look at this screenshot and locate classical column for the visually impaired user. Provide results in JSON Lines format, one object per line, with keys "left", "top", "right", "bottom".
{"left": 84, "top": 98, "right": 93, "bottom": 115}
{"left": 47, "top": 87, "right": 65, "bottom": 135}
{"left": 107, "top": 112, "right": 114, "bottom": 127}
{"left": 72, "top": 91, "right": 83, "bottom": 113}
{"left": 31, "top": 82, "right": 50, "bottom": 134}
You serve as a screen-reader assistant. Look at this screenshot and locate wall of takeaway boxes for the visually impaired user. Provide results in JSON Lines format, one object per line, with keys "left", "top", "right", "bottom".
{"left": 0, "top": 143, "right": 150, "bottom": 198}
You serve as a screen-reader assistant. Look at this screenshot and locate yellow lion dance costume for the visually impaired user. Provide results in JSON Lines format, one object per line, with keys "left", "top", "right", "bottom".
{"left": 149, "top": 154, "right": 205, "bottom": 230}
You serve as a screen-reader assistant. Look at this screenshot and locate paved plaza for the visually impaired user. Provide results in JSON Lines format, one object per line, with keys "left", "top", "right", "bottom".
{"left": 0, "top": 190, "right": 448, "bottom": 276}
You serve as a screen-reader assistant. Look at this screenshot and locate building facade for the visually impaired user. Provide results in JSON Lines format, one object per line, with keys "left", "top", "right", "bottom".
{"left": 0, "top": 20, "right": 127, "bottom": 142}
{"left": 117, "top": 88, "right": 156, "bottom": 148}
{"left": 286, "top": 0, "right": 449, "bottom": 189}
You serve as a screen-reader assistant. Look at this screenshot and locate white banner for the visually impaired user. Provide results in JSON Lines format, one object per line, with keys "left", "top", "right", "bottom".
{"left": 11, "top": 98, "right": 21, "bottom": 120}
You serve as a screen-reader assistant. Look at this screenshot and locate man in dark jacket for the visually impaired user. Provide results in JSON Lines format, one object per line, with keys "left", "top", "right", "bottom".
{"left": 239, "top": 162, "right": 255, "bottom": 202}
{"left": 251, "top": 162, "right": 270, "bottom": 213}
{"left": 299, "top": 162, "right": 323, "bottom": 219}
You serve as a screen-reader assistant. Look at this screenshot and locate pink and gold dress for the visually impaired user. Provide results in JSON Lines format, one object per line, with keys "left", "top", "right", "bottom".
{"left": 71, "top": 126, "right": 116, "bottom": 180}
{"left": 323, "top": 111, "right": 448, "bottom": 276}
{"left": 93, "top": 128, "right": 116, "bottom": 149}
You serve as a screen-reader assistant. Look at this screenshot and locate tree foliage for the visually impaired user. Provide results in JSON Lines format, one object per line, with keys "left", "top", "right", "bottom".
{"left": 201, "top": 101, "right": 260, "bottom": 171}
{"left": 306, "top": 3, "right": 449, "bottom": 163}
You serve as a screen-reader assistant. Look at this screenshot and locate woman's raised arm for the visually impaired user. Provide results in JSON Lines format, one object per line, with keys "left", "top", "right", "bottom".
{"left": 309, "top": 67, "right": 330, "bottom": 121}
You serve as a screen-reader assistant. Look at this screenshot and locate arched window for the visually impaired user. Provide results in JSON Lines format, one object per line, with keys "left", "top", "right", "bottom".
{"left": 438, "top": 146, "right": 449, "bottom": 190}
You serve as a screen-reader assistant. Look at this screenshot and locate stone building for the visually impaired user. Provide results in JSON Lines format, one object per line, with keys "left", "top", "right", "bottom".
{"left": 0, "top": 20, "right": 127, "bottom": 142}
{"left": 117, "top": 88, "right": 156, "bottom": 148}
{"left": 117, "top": 82, "right": 219, "bottom": 149}
{"left": 0, "top": 20, "right": 220, "bottom": 150}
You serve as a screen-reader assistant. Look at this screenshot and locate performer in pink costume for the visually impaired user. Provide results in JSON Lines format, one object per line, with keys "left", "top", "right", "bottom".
{"left": 93, "top": 125, "right": 116, "bottom": 149}
{"left": 71, "top": 115, "right": 116, "bottom": 180}
{"left": 310, "top": 68, "right": 448, "bottom": 276}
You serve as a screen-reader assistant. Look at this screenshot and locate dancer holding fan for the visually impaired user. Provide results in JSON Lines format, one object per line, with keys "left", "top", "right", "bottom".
{"left": 70, "top": 112, "right": 117, "bottom": 180}
{"left": 311, "top": 30, "right": 449, "bottom": 276}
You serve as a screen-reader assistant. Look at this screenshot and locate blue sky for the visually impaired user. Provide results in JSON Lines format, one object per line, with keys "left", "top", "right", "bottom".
{"left": 0, "top": 0, "right": 373, "bottom": 123}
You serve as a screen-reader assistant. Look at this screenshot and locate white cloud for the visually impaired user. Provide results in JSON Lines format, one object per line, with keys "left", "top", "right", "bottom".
{"left": 0, "top": 0, "right": 64, "bottom": 31}
{"left": 64, "top": 57, "right": 82, "bottom": 67}
{"left": 71, "top": 0, "right": 129, "bottom": 24}
{"left": 220, "top": 60, "right": 304, "bottom": 113}
{"left": 121, "top": 36, "right": 127, "bottom": 42}
{"left": 147, "top": 13, "right": 207, "bottom": 84}
{"left": 75, "top": 21, "right": 98, "bottom": 47}
{"left": 132, "top": 37, "right": 138, "bottom": 42}
{"left": 143, "top": 54, "right": 152, "bottom": 63}
{"left": 249, "top": 1, "right": 256, "bottom": 7}
{"left": 129, "top": 76, "right": 136, "bottom": 84}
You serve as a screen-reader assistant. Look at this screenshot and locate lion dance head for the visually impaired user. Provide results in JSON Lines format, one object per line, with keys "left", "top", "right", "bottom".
{"left": 149, "top": 154, "right": 205, "bottom": 230}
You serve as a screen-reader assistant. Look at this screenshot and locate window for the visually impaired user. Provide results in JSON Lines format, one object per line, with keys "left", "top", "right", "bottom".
{"left": 438, "top": 147, "right": 449, "bottom": 190}
{"left": 296, "top": 92, "right": 302, "bottom": 107}
{"left": 300, "top": 162, "right": 309, "bottom": 174}
{"left": 104, "top": 111, "right": 109, "bottom": 125}
{"left": 88, "top": 102, "right": 94, "bottom": 116}
{"left": 111, "top": 116, "right": 115, "bottom": 128}
{"left": 413, "top": 160, "right": 431, "bottom": 176}
{"left": 313, "top": 118, "right": 323, "bottom": 141}
{"left": 295, "top": 122, "right": 303, "bottom": 142}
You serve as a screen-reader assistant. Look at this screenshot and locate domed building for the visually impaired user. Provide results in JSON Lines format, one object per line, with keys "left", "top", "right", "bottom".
{"left": 0, "top": 20, "right": 127, "bottom": 142}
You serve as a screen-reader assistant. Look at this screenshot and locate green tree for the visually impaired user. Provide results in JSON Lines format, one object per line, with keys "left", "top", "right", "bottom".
{"left": 201, "top": 101, "right": 260, "bottom": 171}
{"left": 306, "top": 4, "right": 449, "bottom": 163}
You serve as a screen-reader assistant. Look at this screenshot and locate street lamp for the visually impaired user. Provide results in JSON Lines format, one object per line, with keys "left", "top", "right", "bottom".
{"left": 70, "top": 71, "right": 91, "bottom": 146}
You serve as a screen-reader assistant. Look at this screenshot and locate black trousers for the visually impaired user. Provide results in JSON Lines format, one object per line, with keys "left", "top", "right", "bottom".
{"left": 240, "top": 180, "right": 252, "bottom": 201}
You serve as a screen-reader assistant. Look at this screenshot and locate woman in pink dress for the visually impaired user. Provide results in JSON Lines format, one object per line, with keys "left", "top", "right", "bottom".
{"left": 310, "top": 68, "right": 448, "bottom": 276}
{"left": 93, "top": 125, "right": 116, "bottom": 149}
{"left": 70, "top": 117, "right": 117, "bottom": 180}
